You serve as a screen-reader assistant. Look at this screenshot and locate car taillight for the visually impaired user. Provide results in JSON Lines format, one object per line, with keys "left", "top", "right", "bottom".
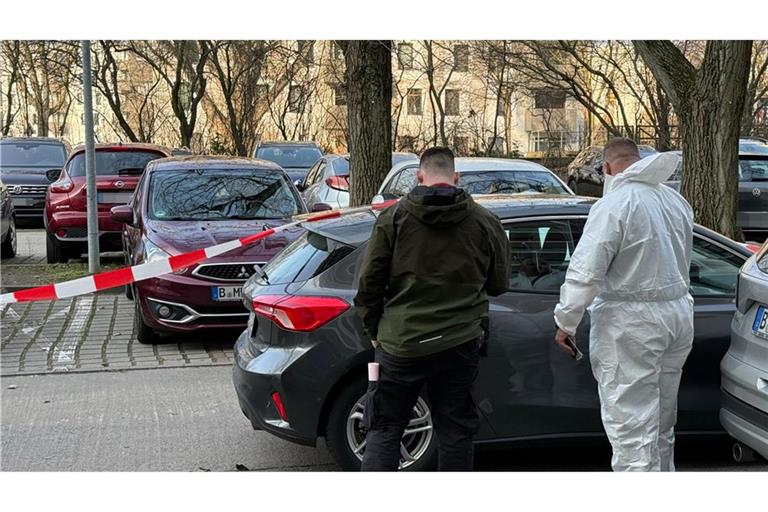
{"left": 745, "top": 243, "right": 762, "bottom": 254}
{"left": 251, "top": 295, "right": 349, "bottom": 332}
{"left": 325, "top": 175, "right": 349, "bottom": 191}
{"left": 50, "top": 177, "right": 73, "bottom": 193}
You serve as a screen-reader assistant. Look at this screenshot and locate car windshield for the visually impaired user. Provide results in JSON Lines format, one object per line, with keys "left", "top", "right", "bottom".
{"left": 0, "top": 143, "right": 66, "bottom": 170}
{"left": 460, "top": 170, "right": 569, "bottom": 195}
{"left": 256, "top": 146, "right": 322, "bottom": 169}
{"left": 68, "top": 150, "right": 164, "bottom": 177}
{"left": 740, "top": 156, "right": 768, "bottom": 181}
{"left": 333, "top": 154, "right": 415, "bottom": 175}
{"left": 149, "top": 168, "right": 301, "bottom": 221}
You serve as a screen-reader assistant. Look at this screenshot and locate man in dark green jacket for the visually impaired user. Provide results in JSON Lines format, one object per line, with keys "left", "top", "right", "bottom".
{"left": 354, "top": 147, "right": 510, "bottom": 471}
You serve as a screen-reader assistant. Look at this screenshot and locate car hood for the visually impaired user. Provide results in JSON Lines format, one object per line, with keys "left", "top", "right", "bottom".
{"left": 0, "top": 170, "right": 52, "bottom": 186}
{"left": 145, "top": 218, "right": 304, "bottom": 259}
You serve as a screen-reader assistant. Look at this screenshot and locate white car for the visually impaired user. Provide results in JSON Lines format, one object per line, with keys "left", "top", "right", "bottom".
{"left": 372, "top": 158, "right": 574, "bottom": 203}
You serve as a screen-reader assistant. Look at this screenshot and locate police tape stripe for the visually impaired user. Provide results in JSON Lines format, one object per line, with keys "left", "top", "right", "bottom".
{"left": 0, "top": 201, "right": 394, "bottom": 305}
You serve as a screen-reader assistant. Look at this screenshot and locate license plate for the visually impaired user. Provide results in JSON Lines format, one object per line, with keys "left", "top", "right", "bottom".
{"left": 752, "top": 305, "right": 768, "bottom": 339}
{"left": 211, "top": 286, "right": 244, "bottom": 302}
{"left": 98, "top": 191, "right": 133, "bottom": 204}
{"left": 12, "top": 198, "right": 36, "bottom": 206}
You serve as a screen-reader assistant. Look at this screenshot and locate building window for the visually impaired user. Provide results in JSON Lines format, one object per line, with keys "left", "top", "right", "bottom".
{"left": 407, "top": 88, "right": 423, "bottom": 115}
{"left": 298, "top": 41, "right": 314, "bottom": 64}
{"left": 398, "top": 43, "right": 414, "bottom": 70}
{"left": 534, "top": 89, "right": 567, "bottom": 109}
{"left": 453, "top": 44, "right": 469, "bottom": 72}
{"left": 333, "top": 83, "right": 347, "bottom": 106}
{"left": 444, "top": 89, "right": 460, "bottom": 116}
{"left": 496, "top": 95, "right": 505, "bottom": 117}
{"left": 453, "top": 136, "right": 469, "bottom": 156}
{"left": 288, "top": 85, "right": 305, "bottom": 113}
{"left": 487, "top": 136, "right": 504, "bottom": 154}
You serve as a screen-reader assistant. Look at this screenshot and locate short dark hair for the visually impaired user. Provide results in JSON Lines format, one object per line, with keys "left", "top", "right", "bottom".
{"left": 603, "top": 138, "right": 640, "bottom": 162}
{"left": 420, "top": 146, "right": 455, "bottom": 176}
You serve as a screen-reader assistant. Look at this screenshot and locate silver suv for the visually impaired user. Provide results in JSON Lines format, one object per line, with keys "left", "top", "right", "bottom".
{"left": 722, "top": 242, "right": 768, "bottom": 460}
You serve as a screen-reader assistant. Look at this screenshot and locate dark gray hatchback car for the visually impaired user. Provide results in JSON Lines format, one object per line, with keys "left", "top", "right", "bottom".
{"left": 232, "top": 195, "right": 751, "bottom": 470}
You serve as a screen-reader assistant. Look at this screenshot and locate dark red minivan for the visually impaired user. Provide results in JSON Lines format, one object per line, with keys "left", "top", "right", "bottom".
{"left": 44, "top": 143, "right": 170, "bottom": 262}
{"left": 111, "top": 156, "right": 307, "bottom": 344}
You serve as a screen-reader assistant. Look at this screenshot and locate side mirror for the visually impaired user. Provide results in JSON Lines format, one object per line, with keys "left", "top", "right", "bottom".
{"left": 371, "top": 194, "right": 385, "bottom": 204}
{"left": 46, "top": 168, "right": 62, "bottom": 182}
{"left": 110, "top": 205, "right": 134, "bottom": 225}
{"left": 311, "top": 202, "right": 333, "bottom": 212}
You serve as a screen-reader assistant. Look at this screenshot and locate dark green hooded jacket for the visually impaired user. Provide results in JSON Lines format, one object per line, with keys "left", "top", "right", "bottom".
{"left": 354, "top": 185, "right": 510, "bottom": 358}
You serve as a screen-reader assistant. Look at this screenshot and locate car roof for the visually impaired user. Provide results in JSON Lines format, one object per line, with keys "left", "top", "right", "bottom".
{"left": 0, "top": 136, "right": 67, "bottom": 145}
{"left": 69, "top": 142, "right": 170, "bottom": 156}
{"left": 255, "top": 141, "right": 321, "bottom": 148}
{"left": 148, "top": 155, "right": 285, "bottom": 172}
{"left": 305, "top": 195, "right": 596, "bottom": 246}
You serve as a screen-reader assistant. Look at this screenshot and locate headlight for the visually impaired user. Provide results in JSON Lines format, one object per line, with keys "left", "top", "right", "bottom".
{"left": 144, "top": 238, "right": 170, "bottom": 263}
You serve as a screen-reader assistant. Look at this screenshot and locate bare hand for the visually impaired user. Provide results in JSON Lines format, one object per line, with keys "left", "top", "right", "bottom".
{"left": 555, "top": 329, "right": 575, "bottom": 357}
{"left": 371, "top": 339, "right": 380, "bottom": 349}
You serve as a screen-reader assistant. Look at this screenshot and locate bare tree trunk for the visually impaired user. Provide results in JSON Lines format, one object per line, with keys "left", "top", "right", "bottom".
{"left": 635, "top": 40, "right": 752, "bottom": 240}
{"left": 342, "top": 41, "right": 392, "bottom": 206}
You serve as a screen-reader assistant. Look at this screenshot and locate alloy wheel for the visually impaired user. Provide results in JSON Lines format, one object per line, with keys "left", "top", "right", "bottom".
{"left": 345, "top": 394, "right": 434, "bottom": 470}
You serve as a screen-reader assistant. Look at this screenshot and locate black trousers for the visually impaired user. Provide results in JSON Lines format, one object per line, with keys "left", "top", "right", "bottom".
{"left": 360, "top": 339, "right": 481, "bottom": 471}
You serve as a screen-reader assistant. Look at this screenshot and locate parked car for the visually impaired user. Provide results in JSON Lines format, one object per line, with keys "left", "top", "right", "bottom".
{"left": 111, "top": 156, "right": 307, "bottom": 344}
{"left": 664, "top": 139, "right": 768, "bottom": 241}
{"left": 0, "top": 137, "right": 70, "bottom": 222}
{"left": 373, "top": 158, "right": 573, "bottom": 203}
{"left": 721, "top": 241, "right": 768, "bottom": 461}
{"left": 232, "top": 195, "right": 751, "bottom": 470}
{"left": 0, "top": 179, "right": 17, "bottom": 258}
{"left": 44, "top": 143, "right": 170, "bottom": 263}
{"left": 298, "top": 152, "right": 417, "bottom": 211}
{"left": 252, "top": 141, "right": 323, "bottom": 183}
{"left": 566, "top": 144, "right": 658, "bottom": 197}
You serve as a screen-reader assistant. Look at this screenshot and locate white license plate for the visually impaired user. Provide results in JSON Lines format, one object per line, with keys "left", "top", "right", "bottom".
{"left": 752, "top": 305, "right": 768, "bottom": 339}
{"left": 98, "top": 191, "right": 133, "bottom": 204}
{"left": 13, "top": 198, "right": 36, "bottom": 206}
{"left": 211, "top": 286, "right": 244, "bottom": 302}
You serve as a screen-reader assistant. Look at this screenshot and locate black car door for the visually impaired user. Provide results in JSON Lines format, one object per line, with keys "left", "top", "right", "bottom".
{"left": 584, "top": 152, "right": 604, "bottom": 197}
{"left": 677, "top": 234, "right": 746, "bottom": 430}
{"left": 475, "top": 216, "right": 603, "bottom": 440}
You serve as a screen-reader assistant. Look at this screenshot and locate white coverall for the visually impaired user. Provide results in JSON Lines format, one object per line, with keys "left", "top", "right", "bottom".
{"left": 554, "top": 152, "right": 694, "bottom": 472}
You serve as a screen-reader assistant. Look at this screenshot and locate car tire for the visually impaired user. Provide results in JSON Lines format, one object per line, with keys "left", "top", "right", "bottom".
{"left": 125, "top": 283, "right": 134, "bottom": 301}
{"left": 46, "top": 233, "right": 68, "bottom": 264}
{"left": 568, "top": 179, "right": 578, "bottom": 195}
{"left": 325, "top": 378, "right": 437, "bottom": 471}
{"left": 1, "top": 215, "right": 17, "bottom": 259}
{"left": 133, "top": 291, "right": 160, "bottom": 344}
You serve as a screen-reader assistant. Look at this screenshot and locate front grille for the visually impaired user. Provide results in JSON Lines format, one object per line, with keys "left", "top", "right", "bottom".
{"left": 193, "top": 262, "right": 265, "bottom": 282}
{"left": 10, "top": 185, "right": 48, "bottom": 195}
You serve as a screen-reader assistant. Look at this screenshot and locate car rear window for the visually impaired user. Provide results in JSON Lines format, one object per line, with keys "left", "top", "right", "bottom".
{"left": 0, "top": 143, "right": 67, "bottom": 170}
{"left": 67, "top": 150, "right": 164, "bottom": 177}
{"left": 259, "top": 231, "right": 355, "bottom": 284}
{"left": 149, "top": 168, "right": 301, "bottom": 221}
{"left": 740, "top": 156, "right": 768, "bottom": 181}
{"left": 255, "top": 146, "right": 322, "bottom": 169}
{"left": 461, "top": 170, "right": 569, "bottom": 195}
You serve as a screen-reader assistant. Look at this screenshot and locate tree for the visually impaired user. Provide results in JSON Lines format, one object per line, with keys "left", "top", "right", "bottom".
{"left": 0, "top": 41, "right": 22, "bottom": 136}
{"left": 125, "top": 41, "right": 210, "bottom": 147}
{"left": 634, "top": 40, "right": 753, "bottom": 239}
{"left": 206, "top": 40, "right": 275, "bottom": 155}
{"left": 742, "top": 40, "right": 768, "bottom": 135}
{"left": 339, "top": 41, "right": 393, "bottom": 206}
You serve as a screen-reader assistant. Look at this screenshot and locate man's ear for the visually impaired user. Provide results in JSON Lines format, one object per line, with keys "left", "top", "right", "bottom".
{"left": 603, "top": 161, "right": 611, "bottom": 176}
{"left": 416, "top": 168, "right": 425, "bottom": 184}
{"left": 453, "top": 171, "right": 460, "bottom": 185}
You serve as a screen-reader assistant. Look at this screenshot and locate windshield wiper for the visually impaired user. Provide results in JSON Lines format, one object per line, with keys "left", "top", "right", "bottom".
{"left": 117, "top": 167, "right": 145, "bottom": 176}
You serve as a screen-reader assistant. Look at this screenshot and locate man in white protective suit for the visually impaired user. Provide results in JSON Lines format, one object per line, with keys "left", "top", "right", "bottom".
{"left": 553, "top": 138, "right": 694, "bottom": 472}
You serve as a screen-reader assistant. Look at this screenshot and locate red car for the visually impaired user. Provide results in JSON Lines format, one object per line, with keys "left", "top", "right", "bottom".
{"left": 44, "top": 143, "right": 170, "bottom": 263}
{"left": 110, "top": 156, "right": 307, "bottom": 344}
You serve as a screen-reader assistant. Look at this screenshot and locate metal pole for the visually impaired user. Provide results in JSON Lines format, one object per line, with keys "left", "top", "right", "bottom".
{"left": 81, "top": 40, "right": 100, "bottom": 273}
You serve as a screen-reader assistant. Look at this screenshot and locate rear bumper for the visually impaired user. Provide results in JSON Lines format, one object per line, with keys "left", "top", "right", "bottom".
{"left": 720, "top": 390, "right": 768, "bottom": 459}
{"left": 232, "top": 330, "right": 317, "bottom": 446}
{"left": 134, "top": 273, "right": 249, "bottom": 333}
{"left": 47, "top": 209, "right": 125, "bottom": 238}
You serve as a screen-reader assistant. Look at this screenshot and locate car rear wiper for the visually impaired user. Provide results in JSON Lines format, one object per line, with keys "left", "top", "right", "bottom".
{"left": 117, "top": 167, "right": 145, "bottom": 176}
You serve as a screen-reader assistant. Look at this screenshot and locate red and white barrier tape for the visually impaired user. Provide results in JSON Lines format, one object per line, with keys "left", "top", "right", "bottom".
{"left": 0, "top": 201, "right": 396, "bottom": 305}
